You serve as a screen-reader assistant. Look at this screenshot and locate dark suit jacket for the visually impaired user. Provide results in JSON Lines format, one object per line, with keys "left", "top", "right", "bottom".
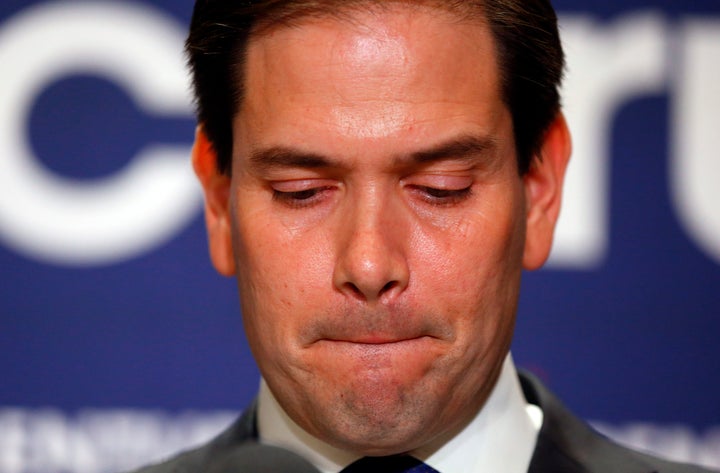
{"left": 129, "top": 372, "right": 714, "bottom": 472}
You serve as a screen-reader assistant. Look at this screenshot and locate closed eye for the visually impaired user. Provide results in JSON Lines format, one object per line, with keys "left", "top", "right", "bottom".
{"left": 274, "top": 188, "right": 321, "bottom": 201}
{"left": 270, "top": 179, "right": 337, "bottom": 208}
{"left": 410, "top": 185, "right": 473, "bottom": 205}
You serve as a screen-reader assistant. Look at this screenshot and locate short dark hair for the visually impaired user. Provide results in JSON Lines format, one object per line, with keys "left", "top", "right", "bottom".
{"left": 186, "top": 0, "right": 564, "bottom": 175}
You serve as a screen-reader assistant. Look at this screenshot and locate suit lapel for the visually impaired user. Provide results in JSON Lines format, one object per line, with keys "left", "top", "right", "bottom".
{"left": 520, "top": 372, "right": 659, "bottom": 473}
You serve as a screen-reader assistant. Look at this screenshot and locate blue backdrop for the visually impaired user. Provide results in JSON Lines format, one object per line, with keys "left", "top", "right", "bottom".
{"left": 1, "top": 0, "right": 719, "bottom": 471}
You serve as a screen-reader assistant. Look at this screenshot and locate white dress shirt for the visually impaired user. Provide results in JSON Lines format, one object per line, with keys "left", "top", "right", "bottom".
{"left": 257, "top": 353, "right": 543, "bottom": 473}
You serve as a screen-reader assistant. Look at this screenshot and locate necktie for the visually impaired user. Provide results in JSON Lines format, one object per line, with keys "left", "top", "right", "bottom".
{"left": 340, "top": 455, "right": 439, "bottom": 473}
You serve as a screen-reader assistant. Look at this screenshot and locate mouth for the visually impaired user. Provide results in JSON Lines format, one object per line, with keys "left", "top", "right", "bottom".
{"left": 328, "top": 335, "right": 431, "bottom": 344}
{"left": 300, "top": 314, "right": 451, "bottom": 348}
{"left": 314, "top": 335, "right": 437, "bottom": 351}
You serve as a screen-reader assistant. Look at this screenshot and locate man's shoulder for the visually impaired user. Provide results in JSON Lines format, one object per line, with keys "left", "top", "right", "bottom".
{"left": 125, "top": 401, "right": 258, "bottom": 473}
{"left": 520, "top": 371, "right": 715, "bottom": 473}
{"left": 128, "top": 446, "right": 206, "bottom": 473}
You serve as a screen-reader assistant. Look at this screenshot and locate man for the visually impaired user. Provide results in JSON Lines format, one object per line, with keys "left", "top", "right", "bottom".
{"left": 133, "top": 0, "right": 711, "bottom": 472}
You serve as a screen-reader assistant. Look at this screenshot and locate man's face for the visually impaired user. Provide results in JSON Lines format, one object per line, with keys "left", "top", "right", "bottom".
{"left": 197, "top": 4, "right": 568, "bottom": 456}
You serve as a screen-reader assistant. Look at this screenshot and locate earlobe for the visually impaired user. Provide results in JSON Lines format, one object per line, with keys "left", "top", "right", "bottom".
{"left": 192, "top": 126, "right": 236, "bottom": 276}
{"left": 522, "top": 113, "right": 572, "bottom": 270}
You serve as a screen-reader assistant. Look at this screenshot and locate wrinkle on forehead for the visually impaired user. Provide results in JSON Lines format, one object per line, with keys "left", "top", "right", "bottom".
{"left": 330, "top": 102, "right": 409, "bottom": 140}
{"left": 246, "top": 6, "right": 495, "bottom": 92}
{"left": 241, "top": 4, "right": 503, "bottom": 144}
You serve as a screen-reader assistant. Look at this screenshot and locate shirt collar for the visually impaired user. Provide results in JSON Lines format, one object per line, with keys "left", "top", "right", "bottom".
{"left": 257, "top": 353, "right": 542, "bottom": 473}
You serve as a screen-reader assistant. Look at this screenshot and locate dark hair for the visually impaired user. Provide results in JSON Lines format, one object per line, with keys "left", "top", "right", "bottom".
{"left": 186, "top": 0, "right": 564, "bottom": 175}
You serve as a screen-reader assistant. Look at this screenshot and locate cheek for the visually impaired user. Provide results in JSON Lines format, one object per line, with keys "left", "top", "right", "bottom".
{"left": 412, "top": 208, "right": 521, "bottom": 291}
{"left": 408, "top": 197, "right": 525, "bottom": 340}
{"left": 231, "top": 207, "right": 334, "bottom": 338}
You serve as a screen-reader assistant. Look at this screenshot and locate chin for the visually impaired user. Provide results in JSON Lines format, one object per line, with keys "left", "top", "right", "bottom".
{"left": 300, "top": 379, "right": 450, "bottom": 455}
{"left": 320, "top": 419, "right": 432, "bottom": 456}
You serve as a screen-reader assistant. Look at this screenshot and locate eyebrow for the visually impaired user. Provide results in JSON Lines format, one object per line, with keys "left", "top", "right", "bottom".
{"left": 397, "top": 135, "right": 497, "bottom": 166}
{"left": 249, "top": 147, "right": 332, "bottom": 171}
{"left": 248, "top": 135, "right": 498, "bottom": 171}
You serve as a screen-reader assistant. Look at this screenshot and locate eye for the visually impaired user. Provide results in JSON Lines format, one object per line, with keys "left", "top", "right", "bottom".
{"left": 274, "top": 188, "right": 320, "bottom": 201}
{"left": 272, "top": 188, "right": 328, "bottom": 207}
{"left": 405, "top": 174, "right": 474, "bottom": 205}
{"left": 413, "top": 185, "right": 472, "bottom": 204}
{"left": 270, "top": 179, "right": 336, "bottom": 208}
{"left": 422, "top": 186, "right": 471, "bottom": 199}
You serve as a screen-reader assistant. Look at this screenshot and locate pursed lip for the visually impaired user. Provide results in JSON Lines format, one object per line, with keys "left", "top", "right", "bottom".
{"left": 316, "top": 334, "right": 434, "bottom": 345}
{"left": 299, "top": 315, "right": 451, "bottom": 348}
{"left": 349, "top": 337, "right": 418, "bottom": 344}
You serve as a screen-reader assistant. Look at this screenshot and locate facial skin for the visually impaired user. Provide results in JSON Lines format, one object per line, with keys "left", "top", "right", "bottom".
{"left": 194, "top": 4, "right": 570, "bottom": 456}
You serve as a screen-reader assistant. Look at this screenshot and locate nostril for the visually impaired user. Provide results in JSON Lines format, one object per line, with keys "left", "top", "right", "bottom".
{"left": 344, "top": 282, "right": 366, "bottom": 301}
{"left": 381, "top": 280, "right": 398, "bottom": 294}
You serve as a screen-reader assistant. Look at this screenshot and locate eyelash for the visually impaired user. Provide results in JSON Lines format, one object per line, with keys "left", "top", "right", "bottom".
{"left": 272, "top": 187, "right": 332, "bottom": 208}
{"left": 412, "top": 185, "right": 473, "bottom": 205}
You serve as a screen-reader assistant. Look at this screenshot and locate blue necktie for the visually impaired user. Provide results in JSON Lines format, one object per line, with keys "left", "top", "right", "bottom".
{"left": 340, "top": 455, "right": 439, "bottom": 473}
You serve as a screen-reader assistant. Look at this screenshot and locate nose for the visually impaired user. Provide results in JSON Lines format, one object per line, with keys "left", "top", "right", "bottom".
{"left": 332, "top": 194, "right": 410, "bottom": 303}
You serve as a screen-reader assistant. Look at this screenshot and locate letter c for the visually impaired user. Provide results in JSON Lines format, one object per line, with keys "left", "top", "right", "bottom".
{"left": 0, "top": 2, "right": 200, "bottom": 266}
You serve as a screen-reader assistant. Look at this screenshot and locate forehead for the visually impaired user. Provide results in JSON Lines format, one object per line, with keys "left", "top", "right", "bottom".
{"left": 237, "top": 5, "right": 506, "bottom": 151}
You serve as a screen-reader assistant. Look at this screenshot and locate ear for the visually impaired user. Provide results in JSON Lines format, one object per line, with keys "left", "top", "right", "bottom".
{"left": 192, "top": 126, "right": 236, "bottom": 276}
{"left": 522, "top": 113, "right": 572, "bottom": 270}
